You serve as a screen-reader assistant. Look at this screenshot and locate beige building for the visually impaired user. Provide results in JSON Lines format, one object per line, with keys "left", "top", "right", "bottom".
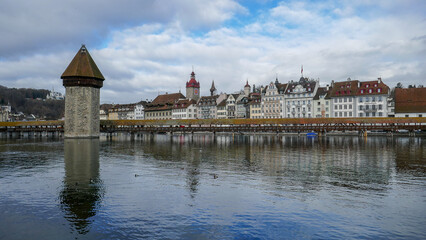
{"left": 262, "top": 80, "right": 286, "bottom": 119}
{"left": 249, "top": 97, "right": 262, "bottom": 119}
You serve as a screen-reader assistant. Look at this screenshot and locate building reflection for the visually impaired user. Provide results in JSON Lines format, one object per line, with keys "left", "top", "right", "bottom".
{"left": 60, "top": 139, "right": 103, "bottom": 234}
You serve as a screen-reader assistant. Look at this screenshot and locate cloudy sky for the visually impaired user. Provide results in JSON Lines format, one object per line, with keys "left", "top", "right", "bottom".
{"left": 0, "top": 0, "right": 425, "bottom": 103}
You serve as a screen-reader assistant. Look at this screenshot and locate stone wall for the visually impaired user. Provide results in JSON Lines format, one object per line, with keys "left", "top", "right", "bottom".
{"left": 65, "top": 86, "right": 100, "bottom": 138}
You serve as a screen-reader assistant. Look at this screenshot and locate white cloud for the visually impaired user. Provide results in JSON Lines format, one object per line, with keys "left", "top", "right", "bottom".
{"left": 0, "top": 0, "right": 425, "bottom": 104}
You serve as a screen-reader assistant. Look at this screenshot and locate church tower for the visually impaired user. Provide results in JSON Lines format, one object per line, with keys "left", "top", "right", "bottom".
{"left": 61, "top": 45, "right": 105, "bottom": 138}
{"left": 244, "top": 80, "right": 251, "bottom": 96}
{"left": 210, "top": 80, "right": 217, "bottom": 96}
{"left": 186, "top": 71, "right": 200, "bottom": 101}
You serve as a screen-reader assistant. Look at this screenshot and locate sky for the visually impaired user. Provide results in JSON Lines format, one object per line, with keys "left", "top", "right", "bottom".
{"left": 0, "top": 0, "right": 425, "bottom": 104}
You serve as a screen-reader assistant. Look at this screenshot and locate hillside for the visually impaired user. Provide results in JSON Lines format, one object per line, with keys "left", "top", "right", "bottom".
{"left": 0, "top": 85, "right": 64, "bottom": 120}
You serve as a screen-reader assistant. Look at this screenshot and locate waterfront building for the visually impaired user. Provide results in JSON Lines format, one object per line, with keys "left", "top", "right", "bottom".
{"left": 236, "top": 95, "right": 250, "bottom": 118}
{"left": 186, "top": 71, "right": 200, "bottom": 101}
{"left": 312, "top": 86, "right": 331, "bottom": 118}
{"left": 108, "top": 103, "right": 136, "bottom": 120}
{"left": 226, "top": 94, "right": 240, "bottom": 119}
{"left": 328, "top": 79, "right": 358, "bottom": 118}
{"left": 217, "top": 98, "right": 227, "bottom": 119}
{"left": 283, "top": 77, "right": 317, "bottom": 118}
{"left": 172, "top": 99, "right": 197, "bottom": 119}
{"left": 249, "top": 97, "right": 262, "bottom": 119}
{"left": 355, "top": 78, "right": 390, "bottom": 117}
{"left": 144, "top": 93, "right": 185, "bottom": 120}
{"left": 134, "top": 101, "right": 149, "bottom": 120}
{"left": 262, "top": 79, "right": 286, "bottom": 119}
{"left": 387, "top": 89, "right": 395, "bottom": 117}
{"left": 196, "top": 81, "right": 225, "bottom": 119}
{"left": 394, "top": 87, "right": 426, "bottom": 117}
{"left": 99, "top": 109, "right": 107, "bottom": 120}
{"left": 197, "top": 95, "right": 218, "bottom": 119}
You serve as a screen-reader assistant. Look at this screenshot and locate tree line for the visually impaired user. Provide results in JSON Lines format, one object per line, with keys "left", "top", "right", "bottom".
{"left": 0, "top": 85, "right": 64, "bottom": 120}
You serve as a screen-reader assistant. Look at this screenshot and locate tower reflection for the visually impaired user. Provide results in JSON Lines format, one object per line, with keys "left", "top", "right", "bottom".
{"left": 60, "top": 139, "right": 103, "bottom": 234}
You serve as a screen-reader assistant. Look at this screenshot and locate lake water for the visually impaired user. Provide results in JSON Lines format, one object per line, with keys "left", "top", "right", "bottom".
{"left": 0, "top": 134, "right": 425, "bottom": 239}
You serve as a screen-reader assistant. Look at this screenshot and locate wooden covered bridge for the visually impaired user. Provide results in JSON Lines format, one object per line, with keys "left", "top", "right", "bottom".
{"left": 0, "top": 117, "right": 425, "bottom": 138}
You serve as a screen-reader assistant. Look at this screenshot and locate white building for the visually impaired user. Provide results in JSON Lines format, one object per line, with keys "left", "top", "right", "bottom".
{"left": 134, "top": 101, "right": 149, "bottom": 120}
{"left": 226, "top": 94, "right": 240, "bottom": 119}
{"left": 283, "top": 77, "right": 318, "bottom": 118}
{"left": 172, "top": 99, "right": 197, "bottom": 119}
{"left": 313, "top": 86, "right": 331, "bottom": 118}
{"left": 356, "top": 78, "right": 390, "bottom": 117}
{"left": 46, "top": 88, "right": 64, "bottom": 100}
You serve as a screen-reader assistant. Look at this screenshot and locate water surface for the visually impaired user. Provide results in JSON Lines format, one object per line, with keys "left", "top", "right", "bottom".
{"left": 0, "top": 135, "right": 425, "bottom": 239}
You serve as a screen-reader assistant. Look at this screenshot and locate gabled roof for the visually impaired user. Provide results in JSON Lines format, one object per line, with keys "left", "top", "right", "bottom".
{"left": 313, "top": 87, "right": 330, "bottom": 100}
{"left": 173, "top": 99, "right": 196, "bottom": 109}
{"left": 328, "top": 80, "right": 359, "bottom": 98}
{"left": 395, "top": 88, "right": 426, "bottom": 113}
{"left": 329, "top": 78, "right": 390, "bottom": 98}
{"left": 217, "top": 98, "right": 227, "bottom": 107}
{"left": 61, "top": 45, "right": 105, "bottom": 80}
{"left": 357, "top": 79, "right": 389, "bottom": 96}
{"left": 145, "top": 92, "right": 185, "bottom": 111}
{"left": 285, "top": 77, "right": 316, "bottom": 94}
{"left": 198, "top": 95, "right": 218, "bottom": 105}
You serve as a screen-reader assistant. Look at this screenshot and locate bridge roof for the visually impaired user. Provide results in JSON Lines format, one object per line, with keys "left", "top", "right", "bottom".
{"left": 61, "top": 45, "right": 105, "bottom": 80}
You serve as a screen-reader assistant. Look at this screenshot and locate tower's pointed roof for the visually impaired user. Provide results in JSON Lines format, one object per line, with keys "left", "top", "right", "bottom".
{"left": 61, "top": 45, "right": 105, "bottom": 80}
{"left": 210, "top": 80, "right": 216, "bottom": 92}
{"left": 245, "top": 80, "right": 250, "bottom": 88}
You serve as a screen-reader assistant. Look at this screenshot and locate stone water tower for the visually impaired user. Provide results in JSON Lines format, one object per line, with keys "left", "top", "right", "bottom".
{"left": 61, "top": 45, "right": 105, "bottom": 138}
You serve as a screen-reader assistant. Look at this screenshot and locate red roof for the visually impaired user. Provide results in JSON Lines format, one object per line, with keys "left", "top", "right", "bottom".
{"left": 145, "top": 93, "right": 185, "bottom": 111}
{"left": 395, "top": 88, "right": 426, "bottom": 113}
{"left": 186, "top": 71, "right": 200, "bottom": 88}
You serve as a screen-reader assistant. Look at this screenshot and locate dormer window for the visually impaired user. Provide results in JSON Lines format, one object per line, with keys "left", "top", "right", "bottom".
{"left": 366, "top": 84, "right": 369, "bottom": 88}
{"left": 374, "top": 84, "right": 378, "bottom": 87}
{"left": 347, "top": 84, "right": 350, "bottom": 88}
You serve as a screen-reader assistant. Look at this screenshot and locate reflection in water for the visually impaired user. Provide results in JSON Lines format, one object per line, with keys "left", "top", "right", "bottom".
{"left": 60, "top": 139, "right": 103, "bottom": 234}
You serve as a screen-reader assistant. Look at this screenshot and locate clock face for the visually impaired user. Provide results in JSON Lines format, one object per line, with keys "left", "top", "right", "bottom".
{"left": 194, "top": 89, "right": 199, "bottom": 95}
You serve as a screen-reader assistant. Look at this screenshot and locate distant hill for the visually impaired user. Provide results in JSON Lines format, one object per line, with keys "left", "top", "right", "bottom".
{"left": 0, "top": 85, "right": 64, "bottom": 120}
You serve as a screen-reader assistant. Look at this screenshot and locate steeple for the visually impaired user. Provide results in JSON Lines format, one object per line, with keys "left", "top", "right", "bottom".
{"left": 244, "top": 79, "right": 251, "bottom": 96}
{"left": 210, "top": 80, "right": 216, "bottom": 96}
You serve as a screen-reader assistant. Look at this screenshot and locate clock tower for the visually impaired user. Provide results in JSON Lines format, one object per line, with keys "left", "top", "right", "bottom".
{"left": 186, "top": 71, "right": 200, "bottom": 101}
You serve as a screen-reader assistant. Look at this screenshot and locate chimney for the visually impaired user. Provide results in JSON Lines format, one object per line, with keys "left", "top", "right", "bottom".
{"left": 378, "top": 77, "right": 382, "bottom": 83}
{"left": 326, "top": 84, "right": 330, "bottom": 91}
